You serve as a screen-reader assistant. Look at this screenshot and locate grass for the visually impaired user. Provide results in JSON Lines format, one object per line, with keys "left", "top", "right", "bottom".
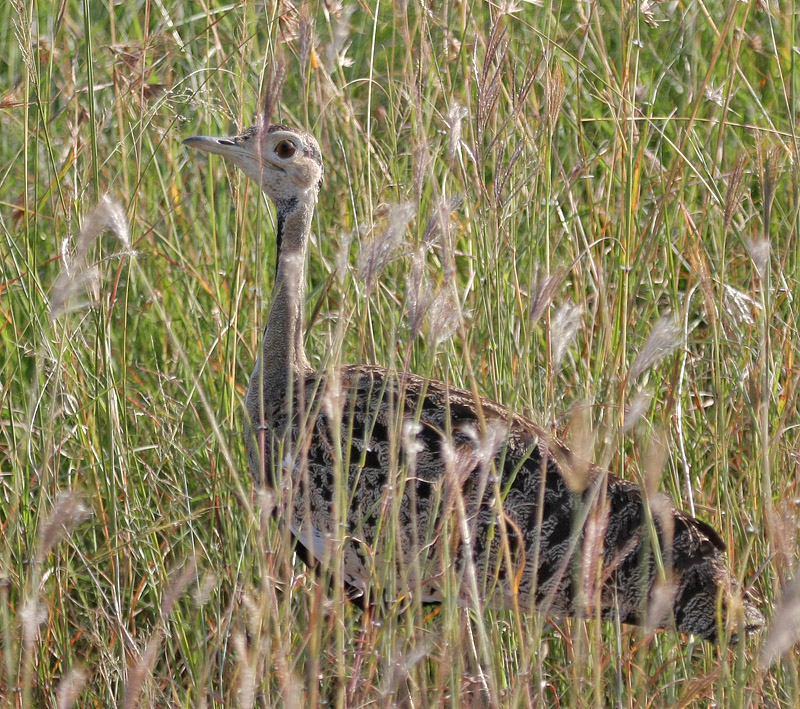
{"left": 1, "top": 0, "right": 799, "bottom": 705}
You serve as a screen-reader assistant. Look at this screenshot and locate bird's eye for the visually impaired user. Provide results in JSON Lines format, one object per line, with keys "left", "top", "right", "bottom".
{"left": 275, "top": 140, "right": 296, "bottom": 159}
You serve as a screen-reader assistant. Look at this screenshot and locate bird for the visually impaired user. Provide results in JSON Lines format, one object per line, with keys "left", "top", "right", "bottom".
{"left": 184, "top": 119, "right": 764, "bottom": 642}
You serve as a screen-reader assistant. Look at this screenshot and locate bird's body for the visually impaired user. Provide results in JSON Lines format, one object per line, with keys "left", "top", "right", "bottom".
{"left": 185, "top": 121, "right": 763, "bottom": 642}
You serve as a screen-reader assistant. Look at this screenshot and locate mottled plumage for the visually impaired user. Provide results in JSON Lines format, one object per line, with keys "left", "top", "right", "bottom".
{"left": 185, "top": 121, "right": 763, "bottom": 642}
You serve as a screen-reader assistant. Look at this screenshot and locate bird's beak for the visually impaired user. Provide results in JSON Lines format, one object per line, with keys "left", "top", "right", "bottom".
{"left": 184, "top": 134, "right": 274, "bottom": 184}
{"left": 183, "top": 135, "right": 241, "bottom": 158}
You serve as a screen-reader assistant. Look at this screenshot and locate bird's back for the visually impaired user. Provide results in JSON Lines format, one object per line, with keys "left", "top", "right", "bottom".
{"left": 248, "top": 364, "right": 762, "bottom": 641}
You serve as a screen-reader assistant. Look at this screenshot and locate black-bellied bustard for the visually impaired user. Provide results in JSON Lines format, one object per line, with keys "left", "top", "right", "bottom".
{"left": 184, "top": 120, "right": 763, "bottom": 642}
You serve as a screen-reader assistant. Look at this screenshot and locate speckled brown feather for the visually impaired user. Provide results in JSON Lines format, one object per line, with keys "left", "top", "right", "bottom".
{"left": 248, "top": 364, "right": 763, "bottom": 642}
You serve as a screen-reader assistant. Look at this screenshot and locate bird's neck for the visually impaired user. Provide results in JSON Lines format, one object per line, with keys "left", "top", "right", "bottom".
{"left": 250, "top": 195, "right": 315, "bottom": 413}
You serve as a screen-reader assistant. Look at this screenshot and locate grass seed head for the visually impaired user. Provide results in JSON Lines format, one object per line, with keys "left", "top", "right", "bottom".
{"left": 643, "top": 430, "right": 668, "bottom": 497}
{"left": 704, "top": 84, "right": 725, "bottom": 107}
{"left": 261, "top": 61, "right": 286, "bottom": 125}
{"left": 581, "top": 500, "right": 610, "bottom": 609}
{"left": 36, "top": 491, "right": 91, "bottom": 563}
{"left": 746, "top": 238, "right": 770, "bottom": 280}
{"left": 427, "top": 286, "right": 461, "bottom": 346}
{"left": 160, "top": 559, "right": 197, "bottom": 621}
{"left": 297, "top": 14, "right": 314, "bottom": 73}
{"left": 50, "top": 265, "right": 101, "bottom": 318}
{"left": 322, "top": 370, "right": 346, "bottom": 423}
{"left": 623, "top": 388, "right": 652, "bottom": 433}
{"left": 21, "top": 596, "right": 48, "bottom": 651}
{"left": 56, "top": 667, "right": 89, "bottom": 709}
{"left": 630, "top": 315, "right": 682, "bottom": 380}
{"left": 422, "top": 194, "right": 462, "bottom": 246}
{"left": 325, "top": 4, "right": 356, "bottom": 68}
{"left": 335, "top": 230, "right": 353, "bottom": 283}
{"left": 645, "top": 580, "right": 677, "bottom": 635}
{"left": 446, "top": 103, "right": 468, "bottom": 159}
{"left": 124, "top": 630, "right": 163, "bottom": 709}
{"left": 550, "top": 301, "right": 581, "bottom": 372}
{"left": 529, "top": 266, "right": 566, "bottom": 321}
{"left": 358, "top": 203, "right": 415, "bottom": 292}
{"left": 760, "top": 572, "right": 800, "bottom": 666}
{"left": 545, "top": 64, "right": 566, "bottom": 128}
{"left": 723, "top": 155, "right": 747, "bottom": 233}
{"left": 401, "top": 419, "right": 424, "bottom": 472}
{"left": 564, "top": 405, "right": 594, "bottom": 491}
{"left": 463, "top": 419, "right": 507, "bottom": 471}
{"left": 50, "top": 197, "right": 130, "bottom": 318}
{"left": 760, "top": 143, "right": 782, "bottom": 230}
{"left": 76, "top": 195, "right": 130, "bottom": 258}
{"left": 722, "top": 284, "right": 758, "bottom": 329}
{"left": 405, "top": 247, "right": 432, "bottom": 339}
{"left": 640, "top": 0, "right": 662, "bottom": 27}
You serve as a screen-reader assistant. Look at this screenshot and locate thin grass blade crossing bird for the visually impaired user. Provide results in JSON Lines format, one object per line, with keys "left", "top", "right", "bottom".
{"left": 184, "top": 119, "right": 764, "bottom": 642}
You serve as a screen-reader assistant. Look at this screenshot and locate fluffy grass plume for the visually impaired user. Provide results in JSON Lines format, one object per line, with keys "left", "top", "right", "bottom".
{"left": 2, "top": 0, "right": 798, "bottom": 706}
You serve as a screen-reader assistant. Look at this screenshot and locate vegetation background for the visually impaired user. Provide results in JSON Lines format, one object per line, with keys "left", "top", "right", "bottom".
{"left": 2, "top": 0, "right": 799, "bottom": 705}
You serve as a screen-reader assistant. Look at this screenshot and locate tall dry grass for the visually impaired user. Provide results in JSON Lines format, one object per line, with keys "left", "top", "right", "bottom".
{"left": 1, "top": 0, "right": 799, "bottom": 706}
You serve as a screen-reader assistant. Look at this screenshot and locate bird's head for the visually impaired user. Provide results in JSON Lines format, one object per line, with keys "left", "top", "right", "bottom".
{"left": 184, "top": 123, "right": 323, "bottom": 205}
